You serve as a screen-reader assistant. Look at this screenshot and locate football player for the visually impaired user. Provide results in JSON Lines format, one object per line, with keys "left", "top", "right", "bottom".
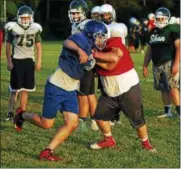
{"left": 147, "top": 13, "right": 156, "bottom": 31}
{"left": 89, "top": 23, "right": 156, "bottom": 152}
{"left": 91, "top": 6, "right": 101, "bottom": 20}
{"left": 14, "top": 20, "right": 107, "bottom": 161}
{"left": 143, "top": 7, "right": 180, "bottom": 118}
{"left": 99, "top": 4, "right": 128, "bottom": 125}
{"left": 5, "top": 6, "right": 42, "bottom": 121}
{"left": 69, "top": 0, "right": 99, "bottom": 131}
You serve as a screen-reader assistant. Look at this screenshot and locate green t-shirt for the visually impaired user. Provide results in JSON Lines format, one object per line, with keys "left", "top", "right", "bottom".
{"left": 147, "top": 24, "right": 180, "bottom": 66}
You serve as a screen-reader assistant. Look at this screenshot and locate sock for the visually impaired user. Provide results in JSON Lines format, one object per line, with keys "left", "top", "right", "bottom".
{"left": 79, "top": 117, "right": 88, "bottom": 121}
{"left": 141, "top": 137, "right": 148, "bottom": 142}
{"left": 164, "top": 105, "right": 172, "bottom": 114}
{"left": 176, "top": 105, "right": 180, "bottom": 115}
{"left": 104, "top": 132, "right": 112, "bottom": 137}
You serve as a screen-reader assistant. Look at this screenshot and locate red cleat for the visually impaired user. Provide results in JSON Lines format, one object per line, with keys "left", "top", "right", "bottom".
{"left": 39, "top": 149, "right": 63, "bottom": 161}
{"left": 90, "top": 136, "right": 116, "bottom": 149}
{"left": 142, "top": 140, "right": 157, "bottom": 153}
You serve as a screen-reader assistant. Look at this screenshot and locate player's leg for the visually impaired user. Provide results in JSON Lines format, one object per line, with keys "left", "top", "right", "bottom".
{"left": 20, "top": 91, "right": 28, "bottom": 111}
{"left": 87, "top": 73, "right": 99, "bottom": 131}
{"left": 6, "top": 59, "right": 23, "bottom": 120}
{"left": 90, "top": 94, "right": 117, "bottom": 149}
{"left": 6, "top": 91, "right": 19, "bottom": 121}
{"left": 169, "top": 72, "right": 180, "bottom": 116}
{"left": 14, "top": 81, "right": 61, "bottom": 130}
{"left": 39, "top": 87, "right": 79, "bottom": 161}
{"left": 152, "top": 63, "right": 172, "bottom": 118}
{"left": 121, "top": 83, "right": 157, "bottom": 152}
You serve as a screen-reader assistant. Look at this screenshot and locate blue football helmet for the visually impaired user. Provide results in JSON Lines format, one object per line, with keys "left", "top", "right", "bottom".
{"left": 84, "top": 20, "right": 108, "bottom": 50}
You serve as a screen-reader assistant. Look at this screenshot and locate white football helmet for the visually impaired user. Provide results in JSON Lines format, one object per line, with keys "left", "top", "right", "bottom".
{"left": 99, "top": 4, "right": 116, "bottom": 24}
{"left": 148, "top": 13, "right": 155, "bottom": 20}
{"left": 108, "top": 23, "right": 128, "bottom": 45}
{"left": 17, "top": 6, "right": 34, "bottom": 28}
{"left": 91, "top": 6, "right": 100, "bottom": 20}
{"left": 169, "top": 16, "right": 177, "bottom": 24}
{"left": 129, "top": 17, "right": 138, "bottom": 25}
{"left": 155, "top": 7, "right": 171, "bottom": 28}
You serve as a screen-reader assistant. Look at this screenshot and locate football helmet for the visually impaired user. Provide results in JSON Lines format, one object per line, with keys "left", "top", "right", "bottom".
{"left": 169, "top": 16, "right": 177, "bottom": 24}
{"left": 91, "top": 6, "right": 100, "bottom": 20}
{"left": 155, "top": 7, "right": 171, "bottom": 28}
{"left": 148, "top": 13, "right": 155, "bottom": 20}
{"left": 99, "top": 4, "right": 116, "bottom": 24}
{"left": 17, "top": 6, "right": 34, "bottom": 28}
{"left": 84, "top": 20, "right": 108, "bottom": 50}
{"left": 129, "top": 17, "right": 138, "bottom": 25}
{"left": 68, "top": 0, "right": 88, "bottom": 23}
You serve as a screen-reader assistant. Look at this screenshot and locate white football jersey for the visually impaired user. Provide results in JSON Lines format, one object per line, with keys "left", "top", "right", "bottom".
{"left": 107, "top": 22, "right": 128, "bottom": 45}
{"left": 4, "top": 22, "right": 42, "bottom": 60}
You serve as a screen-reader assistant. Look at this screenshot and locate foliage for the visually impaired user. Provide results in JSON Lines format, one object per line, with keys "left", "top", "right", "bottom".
{"left": 1, "top": 42, "right": 180, "bottom": 168}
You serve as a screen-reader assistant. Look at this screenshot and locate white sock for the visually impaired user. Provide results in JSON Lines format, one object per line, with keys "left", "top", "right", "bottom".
{"left": 141, "top": 137, "right": 148, "bottom": 142}
{"left": 104, "top": 132, "right": 112, "bottom": 137}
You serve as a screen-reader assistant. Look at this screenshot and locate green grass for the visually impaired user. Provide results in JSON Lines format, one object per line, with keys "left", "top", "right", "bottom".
{"left": 1, "top": 41, "right": 180, "bottom": 168}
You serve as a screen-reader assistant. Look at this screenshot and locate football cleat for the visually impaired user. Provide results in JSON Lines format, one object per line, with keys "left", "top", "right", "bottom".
{"left": 157, "top": 112, "right": 173, "bottom": 118}
{"left": 5, "top": 111, "right": 14, "bottom": 121}
{"left": 142, "top": 140, "right": 157, "bottom": 153}
{"left": 91, "top": 120, "right": 99, "bottom": 131}
{"left": 39, "top": 149, "right": 63, "bottom": 161}
{"left": 90, "top": 136, "right": 116, "bottom": 149}
{"left": 14, "top": 107, "right": 25, "bottom": 131}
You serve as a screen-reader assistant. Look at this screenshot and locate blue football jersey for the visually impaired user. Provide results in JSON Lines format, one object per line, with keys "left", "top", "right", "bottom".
{"left": 58, "top": 32, "right": 95, "bottom": 80}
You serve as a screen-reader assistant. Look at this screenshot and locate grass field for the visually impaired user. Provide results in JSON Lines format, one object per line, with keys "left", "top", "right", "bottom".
{"left": 1, "top": 41, "right": 180, "bottom": 168}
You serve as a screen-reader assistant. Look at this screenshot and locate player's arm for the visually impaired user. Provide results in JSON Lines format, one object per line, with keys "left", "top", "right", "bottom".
{"left": 143, "top": 44, "right": 152, "bottom": 77}
{"left": 93, "top": 47, "right": 123, "bottom": 63}
{"left": 35, "top": 32, "right": 42, "bottom": 71}
{"left": 96, "top": 61, "right": 117, "bottom": 70}
{"left": 63, "top": 39, "right": 88, "bottom": 63}
{"left": 172, "top": 39, "right": 180, "bottom": 75}
{"left": 5, "top": 30, "right": 13, "bottom": 71}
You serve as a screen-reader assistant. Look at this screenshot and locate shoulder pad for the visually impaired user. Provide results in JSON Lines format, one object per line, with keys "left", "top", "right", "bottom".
{"left": 31, "top": 23, "right": 43, "bottom": 32}
{"left": 4, "top": 22, "right": 17, "bottom": 31}
{"left": 77, "top": 19, "right": 91, "bottom": 31}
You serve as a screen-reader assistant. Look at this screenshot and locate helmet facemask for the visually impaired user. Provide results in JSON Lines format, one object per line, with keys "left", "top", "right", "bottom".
{"left": 91, "top": 13, "right": 100, "bottom": 20}
{"left": 17, "top": 14, "right": 33, "bottom": 28}
{"left": 155, "top": 8, "right": 170, "bottom": 28}
{"left": 68, "top": 9, "right": 86, "bottom": 23}
{"left": 100, "top": 12, "right": 113, "bottom": 24}
{"left": 93, "top": 32, "right": 108, "bottom": 50}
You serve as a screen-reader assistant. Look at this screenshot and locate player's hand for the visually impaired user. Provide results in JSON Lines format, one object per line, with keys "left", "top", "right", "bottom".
{"left": 7, "top": 61, "right": 13, "bottom": 71}
{"left": 143, "top": 66, "right": 149, "bottom": 77}
{"left": 35, "top": 61, "right": 41, "bottom": 71}
{"left": 171, "top": 62, "right": 179, "bottom": 76}
{"left": 77, "top": 48, "right": 88, "bottom": 64}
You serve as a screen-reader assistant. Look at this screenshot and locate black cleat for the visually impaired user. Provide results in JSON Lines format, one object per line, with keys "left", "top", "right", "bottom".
{"left": 5, "top": 112, "right": 14, "bottom": 121}
{"left": 14, "top": 107, "right": 25, "bottom": 131}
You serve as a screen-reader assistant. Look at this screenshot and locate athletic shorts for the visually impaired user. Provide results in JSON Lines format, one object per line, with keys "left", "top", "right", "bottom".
{"left": 77, "top": 69, "right": 95, "bottom": 96}
{"left": 10, "top": 58, "right": 35, "bottom": 92}
{"left": 42, "top": 81, "right": 79, "bottom": 119}
{"left": 153, "top": 61, "right": 180, "bottom": 92}
{"left": 94, "top": 83, "right": 146, "bottom": 129}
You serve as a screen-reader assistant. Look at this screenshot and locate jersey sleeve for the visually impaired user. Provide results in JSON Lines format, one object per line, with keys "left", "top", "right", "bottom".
{"left": 5, "top": 30, "right": 13, "bottom": 43}
{"left": 35, "top": 32, "right": 42, "bottom": 43}
{"left": 68, "top": 33, "right": 92, "bottom": 55}
{"left": 170, "top": 24, "right": 180, "bottom": 41}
